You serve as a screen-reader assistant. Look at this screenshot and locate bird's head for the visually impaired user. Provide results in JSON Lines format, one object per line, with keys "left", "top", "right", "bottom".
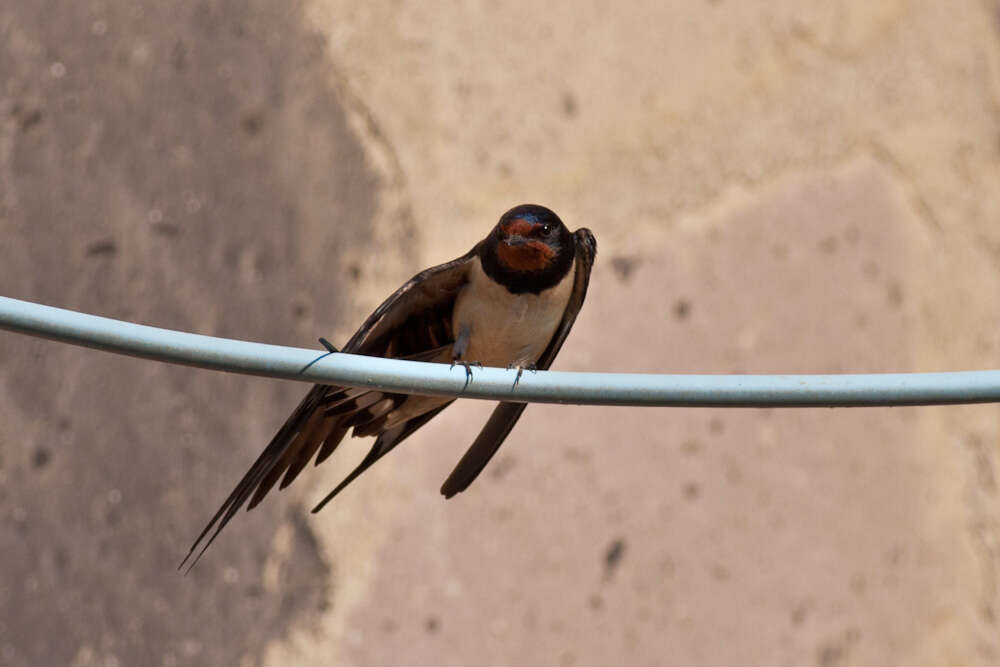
{"left": 481, "top": 204, "right": 576, "bottom": 294}
{"left": 492, "top": 204, "right": 571, "bottom": 273}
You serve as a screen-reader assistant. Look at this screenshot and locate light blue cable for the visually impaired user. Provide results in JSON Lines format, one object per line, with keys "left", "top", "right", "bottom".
{"left": 2, "top": 295, "right": 999, "bottom": 407}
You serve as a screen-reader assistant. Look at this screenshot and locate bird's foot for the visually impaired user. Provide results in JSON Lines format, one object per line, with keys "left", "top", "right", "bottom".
{"left": 508, "top": 362, "right": 538, "bottom": 388}
{"left": 450, "top": 359, "right": 483, "bottom": 388}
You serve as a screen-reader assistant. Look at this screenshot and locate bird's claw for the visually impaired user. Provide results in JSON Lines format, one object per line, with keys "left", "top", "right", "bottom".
{"left": 508, "top": 362, "right": 538, "bottom": 388}
{"left": 451, "top": 359, "right": 483, "bottom": 388}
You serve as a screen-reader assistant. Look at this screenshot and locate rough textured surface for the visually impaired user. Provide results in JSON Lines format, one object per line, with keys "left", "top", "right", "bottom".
{"left": 0, "top": 2, "right": 388, "bottom": 666}
{"left": 2, "top": 1, "right": 1000, "bottom": 666}
{"left": 294, "top": 1, "right": 1000, "bottom": 665}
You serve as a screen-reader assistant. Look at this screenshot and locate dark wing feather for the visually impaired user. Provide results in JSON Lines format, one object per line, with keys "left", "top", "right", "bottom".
{"left": 439, "top": 228, "right": 597, "bottom": 498}
{"left": 343, "top": 248, "right": 480, "bottom": 357}
{"left": 178, "top": 384, "right": 327, "bottom": 572}
{"left": 310, "top": 402, "right": 453, "bottom": 514}
{"left": 180, "top": 249, "right": 478, "bottom": 572}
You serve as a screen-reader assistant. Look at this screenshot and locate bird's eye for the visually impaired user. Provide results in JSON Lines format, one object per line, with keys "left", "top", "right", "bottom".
{"left": 540, "top": 224, "right": 553, "bottom": 236}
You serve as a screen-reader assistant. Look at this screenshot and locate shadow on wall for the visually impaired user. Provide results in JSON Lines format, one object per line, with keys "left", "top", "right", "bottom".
{"left": 0, "top": 1, "right": 381, "bottom": 665}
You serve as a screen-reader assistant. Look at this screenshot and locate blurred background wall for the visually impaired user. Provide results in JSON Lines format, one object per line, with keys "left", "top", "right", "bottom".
{"left": 2, "top": 1, "right": 999, "bottom": 665}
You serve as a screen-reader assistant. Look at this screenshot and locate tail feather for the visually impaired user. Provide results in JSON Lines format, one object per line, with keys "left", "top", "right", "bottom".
{"left": 181, "top": 384, "right": 351, "bottom": 572}
{"left": 280, "top": 416, "right": 338, "bottom": 490}
{"left": 323, "top": 389, "right": 381, "bottom": 416}
{"left": 314, "top": 425, "right": 349, "bottom": 465}
{"left": 248, "top": 408, "right": 328, "bottom": 508}
{"left": 183, "top": 360, "right": 452, "bottom": 570}
{"left": 178, "top": 388, "right": 319, "bottom": 573}
{"left": 311, "top": 402, "right": 453, "bottom": 513}
{"left": 343, "top": 397, "right": 397, "bottom": 435}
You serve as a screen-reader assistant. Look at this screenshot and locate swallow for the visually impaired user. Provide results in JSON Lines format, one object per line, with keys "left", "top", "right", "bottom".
{"left": 180, "top": 204, "right": 596, "bottom": 570}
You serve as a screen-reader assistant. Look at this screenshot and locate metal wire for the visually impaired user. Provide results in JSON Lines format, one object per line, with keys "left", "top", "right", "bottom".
{"left": 2, "top": 295, "right": 1000, "bottom": 407}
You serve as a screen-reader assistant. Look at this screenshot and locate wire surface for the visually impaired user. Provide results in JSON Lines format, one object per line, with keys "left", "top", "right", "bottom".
{"left": 2, "top": 296, "right": 1000, "bottom": 407}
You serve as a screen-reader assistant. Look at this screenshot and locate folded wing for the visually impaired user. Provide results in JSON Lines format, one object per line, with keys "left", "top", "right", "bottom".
{"left": 180, "top": 249, "right": 478, "bottom": 571}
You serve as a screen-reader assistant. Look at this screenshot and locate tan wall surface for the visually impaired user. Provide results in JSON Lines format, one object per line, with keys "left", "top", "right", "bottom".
{"left": 2, "top": 2, "right": 999, "bottom": 666}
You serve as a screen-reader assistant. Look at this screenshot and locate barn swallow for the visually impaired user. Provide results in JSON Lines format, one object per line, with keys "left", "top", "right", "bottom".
{"left": 180, "top": 204, "right": 596, "bottom": 570}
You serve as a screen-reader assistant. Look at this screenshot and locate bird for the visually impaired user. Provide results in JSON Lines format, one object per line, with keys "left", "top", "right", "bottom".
{"left": 180, "top": 204, "right": 596, "bottom": 571}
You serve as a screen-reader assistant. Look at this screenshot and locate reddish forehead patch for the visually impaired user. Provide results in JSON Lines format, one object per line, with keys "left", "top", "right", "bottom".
{"left": 496, "top": 239, "right": 555, "bottom": 272}
{"left": 501, "top": 217, "right": 537, "bottom": 237}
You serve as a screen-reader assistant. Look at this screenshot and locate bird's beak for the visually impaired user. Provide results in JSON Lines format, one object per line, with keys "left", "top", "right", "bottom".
{"left": 500, "top": 218, "right": 535, "bottom": 246}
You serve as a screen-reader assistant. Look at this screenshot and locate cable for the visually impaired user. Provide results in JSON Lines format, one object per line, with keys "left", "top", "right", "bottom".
{"left": 2, "top": 295, "right": 999, "bottom": 407}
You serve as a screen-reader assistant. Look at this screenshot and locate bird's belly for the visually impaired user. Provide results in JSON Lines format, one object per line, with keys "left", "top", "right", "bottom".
{"left": 451, "top": 259, "right": 576, "bottom": 368}
{"left": 461, "top": 301, "right": 556, "bottom": 367}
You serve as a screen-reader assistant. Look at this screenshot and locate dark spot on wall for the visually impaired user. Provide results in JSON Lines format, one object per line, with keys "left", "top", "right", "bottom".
{"left": 170, "top": 40, "right": 187, "bottom": 71}
{"left": 253, "top": 246, "right": 275, "bottom": 277}
{"left": 425, "top": 616, "right": 441, "bottom": 634}
{"left": 489, "top": 455, "right": 516, "bottom": 479}
{"left": 673, "top": 298, "right": 691, "bottom": 320}
{"left": 604, "top": 537, "right": 626, "bottom": 578}
{"left": 563, "top": 447, "right": 591, "bottom": 463}
{"left": 681, "top": 439, "right": 701, "bottom": 456}
{"left": 886, "top": 280, "right": 904, "bottom": 308}
{"left": 709, "top": 563, "right": 729, "bottom": 580}
{"left": 241, "top": 111, "right": 264, "bottom": 135}
{"left": 887, "top": 545, "right": 904, "bottom": 566}
{"left": 562, "top": 91, "right": 578, "bottom": 118}
{"left": 85, "top": 239, "right": 117, "bottom": 257}
{"left": 817, "top": 642, "right": 844, "bottom": 666}
{"left": 610, "top": 255, "right": 640, "bottom": 282}
{"left": 15, "top": 107, "right": 44, "bottom": 131}
{"left": 790, "top": 605, "right": 807, "bottom": 626}
{"left": 152, "top": 222, "right": 180, "bottom": 237}
{"left": 491, "top": 505, "right": 514, "bottom": 522}
{"left": 105, "top": 506, "right": 121, "bottom": 526}
{"left": 54, "top": 546, "right": 69, "bottom": 570}
{"left": 33, "top": 447, "right": 51, "bottom": 469}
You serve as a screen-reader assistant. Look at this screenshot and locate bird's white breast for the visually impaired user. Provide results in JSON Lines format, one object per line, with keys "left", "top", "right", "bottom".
{"left": 451, "top": 257, "right": 576, "bottom": 368}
